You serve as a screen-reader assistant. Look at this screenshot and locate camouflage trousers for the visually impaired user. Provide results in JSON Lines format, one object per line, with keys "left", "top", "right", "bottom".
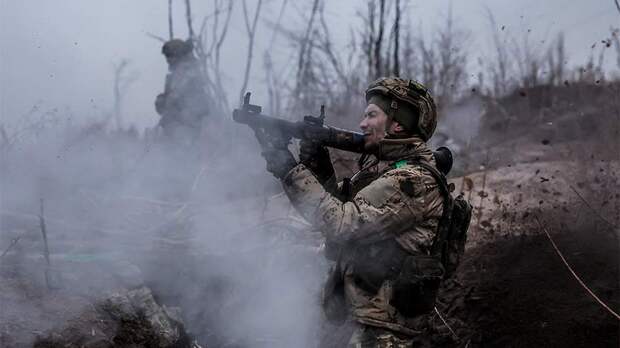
{"left": 347, "top": 326, "right": 414, "bottom": 348}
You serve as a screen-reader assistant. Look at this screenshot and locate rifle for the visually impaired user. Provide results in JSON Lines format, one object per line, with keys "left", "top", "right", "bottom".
{"left": 233, "top": 92, "right": 453, "bottom": 175}
{"left": 233, "top": 92, "right": 365, "bottom": 153}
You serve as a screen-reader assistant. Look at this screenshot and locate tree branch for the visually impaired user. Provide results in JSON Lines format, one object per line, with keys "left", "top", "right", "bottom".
{"left": 239, "top": 0, "right": 264, "bottom": 104}
{"left": 146, "top": 32, "right": 166, "bottom": 42}
{"left": 296, "top": 0, "right": 321, "bottom": 85}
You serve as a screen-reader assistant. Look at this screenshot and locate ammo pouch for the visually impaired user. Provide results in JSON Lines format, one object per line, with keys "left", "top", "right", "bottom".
{"left": 322, "top": 255, "right": 348, "bottom": 324}
{"left": 349, "top": 239, "right": 408, "bottom": 293}
{"left": 349, "top": 239, "right": 444, "bottom": 317}
{"left": 390, "top": 254, "right": 444, "bottom": 317}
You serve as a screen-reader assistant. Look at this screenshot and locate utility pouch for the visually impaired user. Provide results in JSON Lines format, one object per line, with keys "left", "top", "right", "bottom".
{"left": 390, "top": 255, "right": 444, "bottom": 317}
{"left": 350, "top": 239, "right": 408, "bottom": 294}
{"left": 322, "top": 262, "right": 348, "bottom": 324}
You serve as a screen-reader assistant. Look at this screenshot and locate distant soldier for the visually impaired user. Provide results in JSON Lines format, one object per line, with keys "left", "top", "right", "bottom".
{"left": 260, "top": 77, "right": 471, "bottom": 347}
{"left": 155, "top": 39, "right": 209, "bottom": 143}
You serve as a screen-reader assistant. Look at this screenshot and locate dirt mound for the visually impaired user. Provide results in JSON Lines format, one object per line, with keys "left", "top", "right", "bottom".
{"left": 440, "top": 220, "right": 619, "bottom": 347}
{"left": 33, "top": 287, "right": 199, "bottom": 348}
{"left": 429, "top": 156, "right": 620, "bottom": 347}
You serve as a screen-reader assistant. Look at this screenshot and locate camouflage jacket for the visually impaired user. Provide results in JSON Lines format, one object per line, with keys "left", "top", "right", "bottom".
{"left": 282, "top": 137, "right": 444, "bottom": 335}
{"left": 156, "top": 58, "right": 209, "bottom": 129}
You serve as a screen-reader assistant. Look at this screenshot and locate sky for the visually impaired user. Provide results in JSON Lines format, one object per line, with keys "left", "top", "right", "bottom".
{"left": 0, "top": 0, "right": 618, "bottom": 130}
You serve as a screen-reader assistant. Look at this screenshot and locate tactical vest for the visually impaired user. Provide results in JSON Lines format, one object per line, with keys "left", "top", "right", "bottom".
{"left": 329, "top": 160, "right": 472, "bottom": 318}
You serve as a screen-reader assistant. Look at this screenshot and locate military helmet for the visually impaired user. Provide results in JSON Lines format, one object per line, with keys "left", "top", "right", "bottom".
{"left": 365, "top": 77, "right": 437, "bottom": 141}
{"left": 162, "top": 39, "right": 193, "bottom": 58}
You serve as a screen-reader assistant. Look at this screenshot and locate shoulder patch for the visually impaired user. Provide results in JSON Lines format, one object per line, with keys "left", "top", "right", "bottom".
{"left": 385, "top": 167, "right": 428, "bottom": 197}
{"left": 400, "top": 179, "right": 417, "bottom": 197}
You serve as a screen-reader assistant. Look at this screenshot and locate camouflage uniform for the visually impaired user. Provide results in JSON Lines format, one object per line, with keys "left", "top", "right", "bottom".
{"left": 155, "top": 39, "right": 209, "bottom": 141}
{"left": 255, "top": 77, "right": 443, "bottom": 346}
{"left": 282, "top": 137, "right": 444, "bottom": 346}
{"left": 347, "top": 326, "right": 419, "bottom": 348}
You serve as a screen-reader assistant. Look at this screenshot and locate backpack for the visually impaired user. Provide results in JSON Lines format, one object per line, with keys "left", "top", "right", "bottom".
{"left": 414, "top": 162, "right": 472, "bottom": 279}
{"left": 388, "top": 161, "right": 472, "bottom": 316}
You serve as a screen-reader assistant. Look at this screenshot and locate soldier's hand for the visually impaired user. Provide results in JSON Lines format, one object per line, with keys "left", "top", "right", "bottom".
{"left": 299, "top": 139, "right": 335, "bottom": 183}
{"left": 261, "top": 147, "right": 297, "bottom": 180}
{"left": 155, "top": 93, "right": 167, "bottom": 114}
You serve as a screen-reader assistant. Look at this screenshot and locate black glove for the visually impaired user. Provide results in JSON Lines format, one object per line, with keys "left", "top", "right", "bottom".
{"left": 299, "top": 138, "right": 335, "bottom": 184}
{"left": 261, "top": 147, "right": 297, "bottom": 179}
{"left": 155, "top": 93, "right": 167, "bottom": 114}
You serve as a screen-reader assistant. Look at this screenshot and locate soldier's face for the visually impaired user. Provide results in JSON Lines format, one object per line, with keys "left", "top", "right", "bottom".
{"left": 360, "top": 103, "right": 394, "bottom": 149}
{"left": 165, "top": 55, "right": 178, "bottom": 66}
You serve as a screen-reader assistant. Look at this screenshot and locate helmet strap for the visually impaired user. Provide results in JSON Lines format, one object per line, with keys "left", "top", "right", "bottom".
{"left": 385, "top": 99, "right": 399, "bottom": 136}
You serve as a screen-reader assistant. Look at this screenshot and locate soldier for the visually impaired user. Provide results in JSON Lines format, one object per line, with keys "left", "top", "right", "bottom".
{"left": 261, "top": 77, "right": 445, "bottom": 347}
{"left": 155, "top": 39, "right": 209, "bottom": 143}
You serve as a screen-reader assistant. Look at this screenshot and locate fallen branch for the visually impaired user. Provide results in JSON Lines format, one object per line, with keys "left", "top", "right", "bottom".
{"left": 535, "top": 215, "right": 620, "bottom": 321}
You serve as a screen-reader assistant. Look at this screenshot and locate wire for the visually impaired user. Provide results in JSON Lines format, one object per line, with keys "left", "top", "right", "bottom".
{"left": 535, "top": 215, "right": 620, "bottom": 321}
{"left": 434, "top": 306, "right": 459, "bottom": 340}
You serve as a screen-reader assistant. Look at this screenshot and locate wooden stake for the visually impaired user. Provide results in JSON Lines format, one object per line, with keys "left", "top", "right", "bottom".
{"left": 39, "top": 198, "right": 52, "bottom": 289}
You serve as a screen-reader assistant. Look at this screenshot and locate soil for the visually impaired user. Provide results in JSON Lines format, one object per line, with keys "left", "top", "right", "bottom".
{"left": 445, "top": 220, "right": 619, "bottom": 347}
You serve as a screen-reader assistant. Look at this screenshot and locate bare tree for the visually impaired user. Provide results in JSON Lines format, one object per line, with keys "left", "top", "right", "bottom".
{"left": 184, "top": 0, "right": 195, "bottom": 39}
{"left": 374, "top": 0, "right": 386, "bottom": 78}
{"left": 293, "top": 0, "right": 321, "bottom": 103}
{"left": 484, "top": 7, "right": 512, "bottom": 97}
{"left": 264, "top": 0, "right": 290, "bottom": 116}
{"left": 359, "top": 0, "right": 398, "bottom": 80}
{"left": 610, "top": 28, "right": 620, "bottom": 70}
{"left": 417, "top": 32, "right": 437, "bottom": 93}
{"left": 546, "top": 33, "right": 566, "bottom": 85}
{"left": 267, "top": 0, "right": 289, "bottom": 50}
{"left": 0, "top": 124, "right": 9, "bottom": 150}
{"left": 270, "top": 0, "right": 366, "bottom": 123}
{"left": 434, "top": 5, "right": 469, "bottom": 105}
{"left": 317, "top": 4, "right": 350, "bottom": 88}
{"left": 393, "top": 0, "right": 401, "bottom": 76}
{"left": 511, "top": 28, "right": 547, "bottom": 89}
{"left": 193, "top": 0, "right": 234, "bottom": 115}
{"left": 365, "top": 1, "right": 376, "bottom": 80}
{"left": 238, "top": 0, "right": 264, "bottom": 105}
{"left": 112, "top": 59, "right": 138, "bottom": 130}
{"left": 212, "top": 0, "right": 234, "bottom": 109}
{"left": 168, "top": 0, "right": 174, "bottom": 39}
